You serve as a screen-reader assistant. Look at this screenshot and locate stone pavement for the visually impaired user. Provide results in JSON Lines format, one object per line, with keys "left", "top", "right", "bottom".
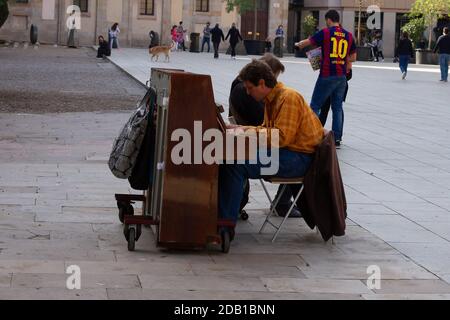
{"left": 1, "top": 48, "right": 450, "bottom": 300}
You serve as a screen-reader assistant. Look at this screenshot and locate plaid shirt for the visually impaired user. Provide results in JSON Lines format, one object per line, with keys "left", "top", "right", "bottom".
{"left": 256, "top": 82, "right": 324, "bottom": 154}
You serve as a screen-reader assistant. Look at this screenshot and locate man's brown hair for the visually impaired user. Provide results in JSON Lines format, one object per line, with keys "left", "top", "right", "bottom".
{"left": 259, "top": 53, "right": 285, "bottom": 75}
{"left": 238, "top": 60, "right": 277, "bottom": 88}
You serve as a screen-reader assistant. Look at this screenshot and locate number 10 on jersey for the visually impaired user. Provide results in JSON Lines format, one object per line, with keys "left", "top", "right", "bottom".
{"left": 330, "top": 37, "right": 348, "bottom": 59}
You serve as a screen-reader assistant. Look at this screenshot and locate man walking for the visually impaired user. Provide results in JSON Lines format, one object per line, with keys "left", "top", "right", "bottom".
{"left": 295, "top": 10, "right": 357, "bottom": 148}
{"left": 202, "top": 22, "right": 212, "bottom": 53}
{"left": 225, "top": 23, "right": 243, "bottom": 59}
{"left": 211, "top": 23, "right": 225, "bottom": 59}
{"left": 434, "top": 27, "right": 450, "bottom": 82}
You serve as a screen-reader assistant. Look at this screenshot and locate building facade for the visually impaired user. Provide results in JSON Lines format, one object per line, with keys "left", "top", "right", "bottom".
{"left": 2, "top": 0, "right": 447, "bottom": 57}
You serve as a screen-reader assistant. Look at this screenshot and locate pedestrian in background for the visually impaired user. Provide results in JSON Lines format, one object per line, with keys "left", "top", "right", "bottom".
{"left": 295, "top": 10, "right": 357, "bottom": 148}
{"left": 96, "top": 35, "right": 110, "bottom": 58}
{"left": 375, "top": 35, "right": 384, "bottom": 62}
{"left": 202, "top": 22, "right": 212, "bottom": 53}
{"left": 211, "top": 23, "right": 225, "bottom": 59}
{"left": 109, "top": 23, "right": 120, "bottom": 49}
{"left": 171, "top": 25, "right": 178, "bottom": 50}
{"left": 225, "top": 23, "right": 243, "bottom": 59}
{"left": 275, "top": 25, "right": 284, "bottom": 38}
{"left": 148, "top": 30, "right": 159, "bottom": 49}
{"left": 395, "top": 31, "right": 414, "bottom": 80}
{"left": 434, "top": 27, "right": 450, "bottom": 82}
{"left": 67, "top": 10, "right": 77, "bottom": 48}
{"left": 176, "top": 21, "right": 187, "bottom": 51}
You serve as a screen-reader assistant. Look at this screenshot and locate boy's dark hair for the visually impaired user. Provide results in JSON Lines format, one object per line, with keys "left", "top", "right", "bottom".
{"left": 239, "top": 60, "right": 277, "bottom": 88}
{"left": 402, "top": 31, "right": 409, "bottom": 39}
{"left": 444, "top": 27, "right": 449, "bottom": 35}
{"left": 259, "top": 53, "right": 285, "bottom": 75}
{"left": 325, "top": 10, "right": 340, "bottom": 23}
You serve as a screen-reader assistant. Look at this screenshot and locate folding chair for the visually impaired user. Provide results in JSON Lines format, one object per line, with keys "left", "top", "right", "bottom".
{"left": 259, "top": 177, "right": 304, "bottom": 242}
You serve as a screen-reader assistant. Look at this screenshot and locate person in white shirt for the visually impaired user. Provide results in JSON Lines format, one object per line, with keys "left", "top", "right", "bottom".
{"left": 109, "top": 23, "right": 120, "bottom": 49}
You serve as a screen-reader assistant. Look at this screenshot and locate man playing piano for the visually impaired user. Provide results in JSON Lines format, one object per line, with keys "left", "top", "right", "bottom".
{"left": 219, "top": 60, "right": 324, "bottom": 240}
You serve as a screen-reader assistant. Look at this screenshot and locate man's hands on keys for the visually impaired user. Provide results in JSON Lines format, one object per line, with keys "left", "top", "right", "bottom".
{"left": 226, "top": 124, "right": 255, "bottom": 134}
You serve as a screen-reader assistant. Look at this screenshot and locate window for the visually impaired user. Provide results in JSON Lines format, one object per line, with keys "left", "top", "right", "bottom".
{"left": 195, "top": 0, "right": 209, "bottom": 12}
{"left": 140, "top": 0, "right": 155, "bottom": 16}
{"left": 73, "top": 0, "right": 88, "bottom": 13}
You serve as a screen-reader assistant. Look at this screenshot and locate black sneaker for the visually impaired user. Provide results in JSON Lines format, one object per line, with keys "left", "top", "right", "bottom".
{"left": 275, "top": 204, "right": 302, "bottom": 218}
{"left": 335, "top": 140, "right": 342, "bottom": 149}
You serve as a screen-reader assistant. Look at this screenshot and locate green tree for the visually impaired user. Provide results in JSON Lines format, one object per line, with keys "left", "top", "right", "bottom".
{"left": 401, "top": 17, "right": 426, "bottom": 48}
{"left": 224, "top": 0, "right": 258, "bottom": 40}
{"left": 409, "top": 0, "right": 450, "bottom": 49}
{"left": 0, "top": 0, "right": 9, "bottom": 30}
{"left": 302, "top": 15, "right": 317, "bottom": 38}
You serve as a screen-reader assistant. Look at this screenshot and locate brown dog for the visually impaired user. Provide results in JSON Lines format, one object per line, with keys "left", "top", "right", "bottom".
{"left": 149, "top": 43, "right": 174, "bottom": 62}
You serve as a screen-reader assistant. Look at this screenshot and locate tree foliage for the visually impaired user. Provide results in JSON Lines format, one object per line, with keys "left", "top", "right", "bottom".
{"left": 223, "top": 0, "right": 255, "bottom": 14}
{"left": 302, "top": 15, "right": 318, "bottom": 38}
{"left": 401, "top": 17, "right": 427, "bottom": 48}
{"left": 409, "top": 0, "right": 450, "bottom": 49}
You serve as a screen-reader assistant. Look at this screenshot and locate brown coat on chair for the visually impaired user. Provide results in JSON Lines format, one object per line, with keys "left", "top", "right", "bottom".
{"left": 296, "top": 131, "right": 347, "bottom": 242}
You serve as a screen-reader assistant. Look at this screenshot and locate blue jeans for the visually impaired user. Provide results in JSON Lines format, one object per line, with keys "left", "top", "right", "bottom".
{"left": 399, "top": 55, "right": 410, "bottom": 74}
{"left": 439, "top": 54, "right": 450, "bottom": 81}
{"left": 310, "top": 75, "right": 347, "bottom": 141}
{"left": 202, "top": 37, "right": 211, "bottom": 52}
{"left": 218, "top": 148, "right": 313, "bottom": 223}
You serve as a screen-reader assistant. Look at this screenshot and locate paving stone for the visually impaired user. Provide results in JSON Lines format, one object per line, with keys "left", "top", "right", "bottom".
{"left": 11, "top": 273, "right": 141, "bottom": 289}
{"left": 0, "top": 273, "right": 12, "bottom": 287}
{"left": 63, "top": 261, "right": 195, "bottom": 276}
{"left": 138, "top": 275, "right": 268, "bottom": 292}
{"left": 372, "top": 280, "right": 450, "bottom": 294}
{"left": 106, "top": 288, "right": 364, "bottom": 300}
{"left": 0, "top": 260, "right": 65, "bottom": 274}
{"left": 0, "top": 288, "right": 108, "bottom": 300}
{"left": 262, "top": 278, "right": 372, "bottom": 294}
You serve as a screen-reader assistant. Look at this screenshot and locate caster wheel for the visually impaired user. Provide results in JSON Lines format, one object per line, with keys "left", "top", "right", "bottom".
{"left": 240, "top": 210, "right": 249, "bottom": 221}
{"left": 123, "top": 224, "right": 130, "bottom": 240}
{"left": 118, "top": 203, "right": 134, "bottom": 224}
{"left": 128, "top": 227, "right": 136, "bottom": 251}
{"left": 221, "top": 231, "right": 231, "bottom": 254}
{"left": 136, "top": 224, "right": 142, "bottom": 241}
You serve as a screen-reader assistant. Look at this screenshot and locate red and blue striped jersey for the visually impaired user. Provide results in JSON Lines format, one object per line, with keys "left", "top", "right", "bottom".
{"left": 309, "top": 26, "right": 356, "bottom": 78}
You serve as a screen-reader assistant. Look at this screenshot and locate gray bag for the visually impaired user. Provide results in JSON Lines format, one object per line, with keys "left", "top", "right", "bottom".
{"left": 108, "top": 91, "right": 151, "bottom": 179}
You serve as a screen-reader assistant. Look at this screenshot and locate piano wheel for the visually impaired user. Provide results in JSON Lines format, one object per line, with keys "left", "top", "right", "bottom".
{"left": 221, "top": 231, "right": 231, "bottom": 254}
{"left": 127, "top": 227, "right": 136, "bottom": 251}
{"left": 118, "top": 202, "right": 134, "bottom": 224}
{"left": 240, "top": 210, "right": 249, "bottom": 221}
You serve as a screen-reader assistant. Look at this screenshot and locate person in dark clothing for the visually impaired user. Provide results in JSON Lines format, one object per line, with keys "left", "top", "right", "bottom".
{"left": 148, "top": 30, "right": 160, "bottom": 49}
{"left": 225, "top": 23, "right": 243, "bottom": 59}
{"left": 434, "top": 27, "right": 450, "bottom": 82}
{"left": 97, "top": 35, "right": 111, "bottom": 58}
{"left": 395, "top": 31, "right": 414, "bottom": 80}
{"left": 228, "top": 53, "right": 302, "bottom": 218}
{"left": 211, "top": 23, "right": 225, "bottom": 59}
{"left": 319, "top": 69, "right": 352, "bottom": 137}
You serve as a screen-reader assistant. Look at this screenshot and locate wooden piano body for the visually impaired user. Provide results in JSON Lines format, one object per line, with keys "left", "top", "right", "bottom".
{"left": 147, "top": 68, "right": 222, "bottom": 249}
{"left": 120, "top": 68, "right": 255, "bottom": 251}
